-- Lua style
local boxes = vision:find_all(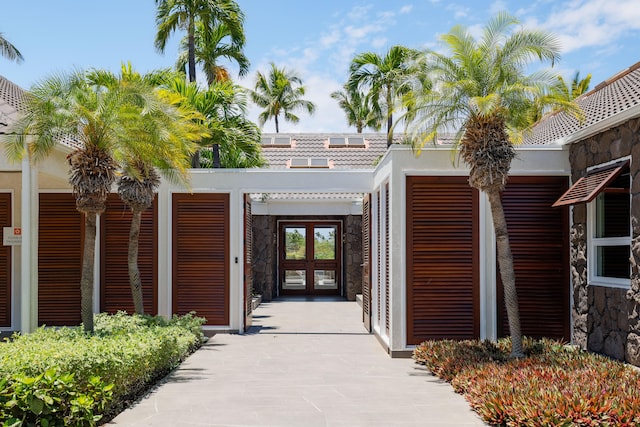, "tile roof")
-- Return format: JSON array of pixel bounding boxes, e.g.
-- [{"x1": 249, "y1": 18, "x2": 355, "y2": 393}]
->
[
  {"x1": 259, "y1": 133, "x2": 396, "y2": 169},
  {"x1": 0, "y1": 75, "x2": 82, "y2": 149},
  {"x1": 0, "y1": 75, "x2": 27, "y2": 135},
  {"x1": 524, "y1": 62, "x2": 640, "y2": 145}
]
